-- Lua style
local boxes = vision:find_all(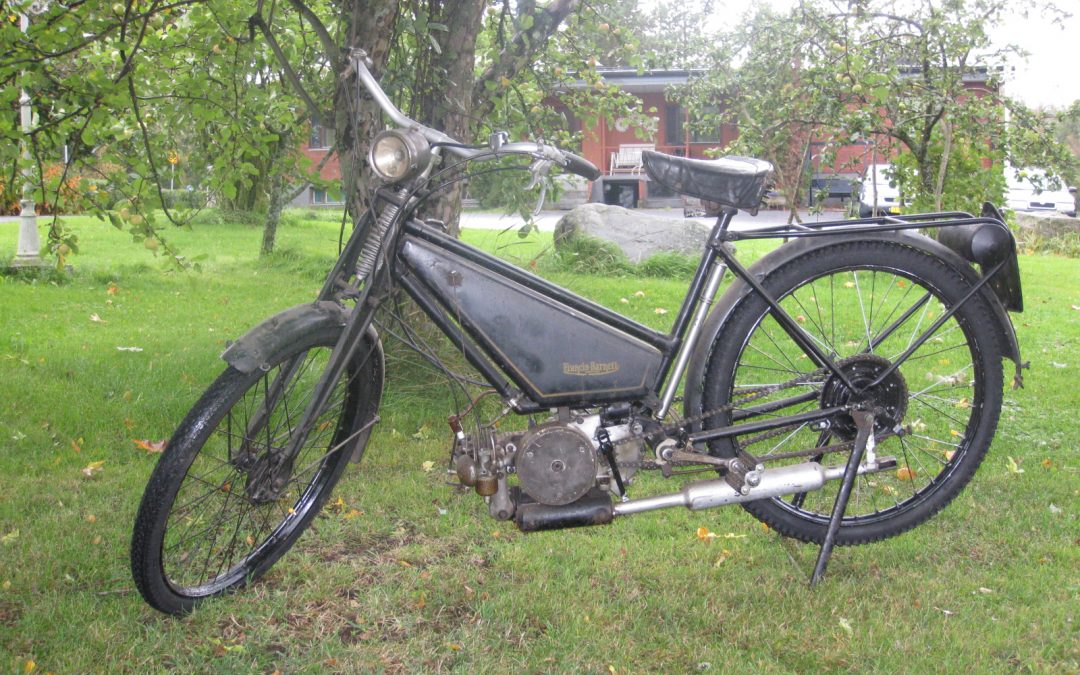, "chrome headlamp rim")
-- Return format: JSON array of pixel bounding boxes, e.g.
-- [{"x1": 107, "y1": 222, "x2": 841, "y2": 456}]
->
[{"x1": 368, "y1": 128, "x2": 432, "y2": 184}]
